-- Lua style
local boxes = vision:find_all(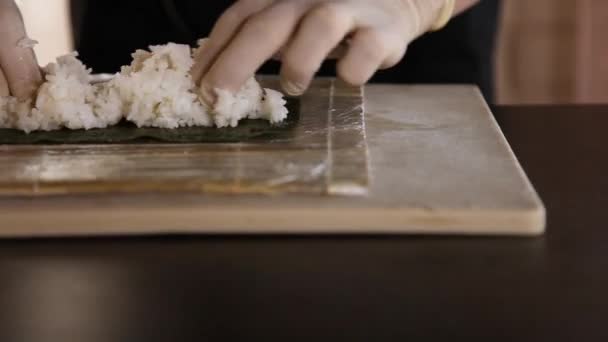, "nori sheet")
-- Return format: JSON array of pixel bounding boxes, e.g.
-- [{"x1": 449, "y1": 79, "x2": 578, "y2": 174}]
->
[{"x1": 0, "y1": 100, "x2": 299, "y2": 145}]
